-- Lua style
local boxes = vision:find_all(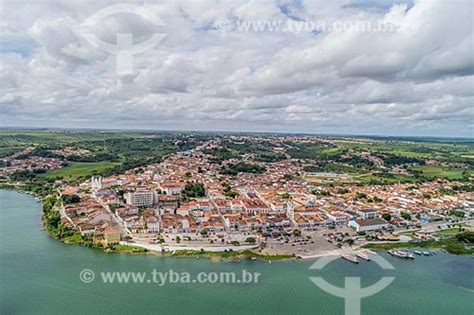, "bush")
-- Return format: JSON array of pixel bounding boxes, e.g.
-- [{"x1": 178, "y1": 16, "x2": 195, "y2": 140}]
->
[
  {"x1": 62, "y1": 194, "x2": 80, "y2": 204},
  {"x1": 456, "y1": 232, "x2": 474, "y2": 243},
  {"x1": 245, "y1": 237, "x2": 256, "y2": 244}
]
